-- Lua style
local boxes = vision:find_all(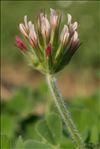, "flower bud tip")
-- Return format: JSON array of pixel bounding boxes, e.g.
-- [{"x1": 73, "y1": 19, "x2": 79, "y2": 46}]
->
[{"x1": 15, "y1": 36, "x2": 27, "y2": 52}]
